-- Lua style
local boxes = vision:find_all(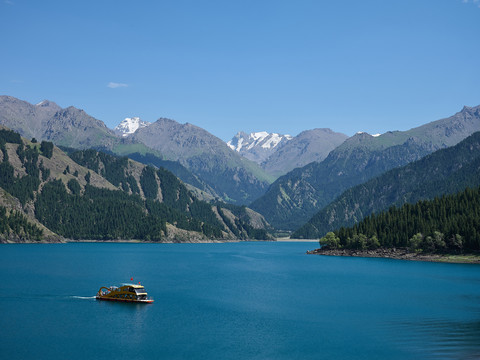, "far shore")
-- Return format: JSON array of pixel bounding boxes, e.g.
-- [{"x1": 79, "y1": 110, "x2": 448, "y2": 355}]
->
[
  {"x1": 307, "y1": 247, "x2": 480, "y2": 264},
  {"x1": 276, "y1": 238, "x2": 319, "y2": 242},
  {"x1": 3, "y1": 238, "x2": 317, "y2": 244}
]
